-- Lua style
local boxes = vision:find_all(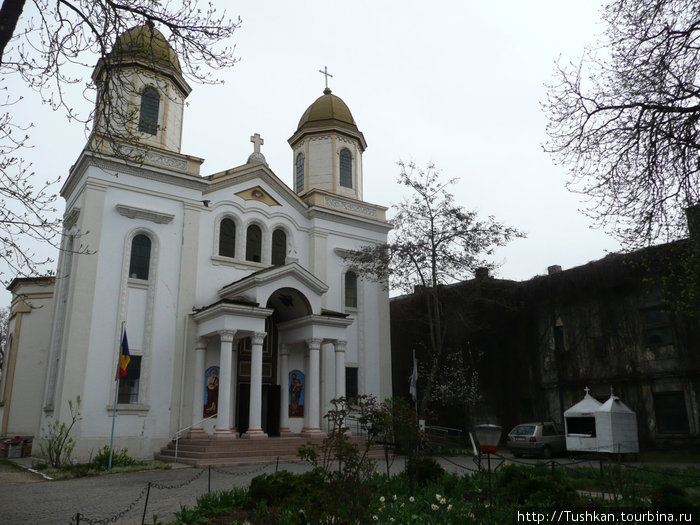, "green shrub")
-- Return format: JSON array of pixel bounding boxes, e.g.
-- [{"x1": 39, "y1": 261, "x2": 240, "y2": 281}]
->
[
  {"x1": 411, "y1": 456, "x2": 446, "y2": 485},
  {"x1": 248, "y1": 470, "x2": 298, "y2": 507},
  {"x1": 496, "y1": 463, "x2": 580, "y2": 509},
  {"x1": 91, "y1": 445, "x2": 136, "y2": 470},
  {"x1": 651, "y1": 483, "x2": 697, "y2": 512}
]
